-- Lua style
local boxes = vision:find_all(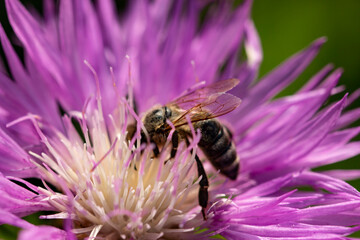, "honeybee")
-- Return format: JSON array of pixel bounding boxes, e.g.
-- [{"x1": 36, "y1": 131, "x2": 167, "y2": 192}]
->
[{"x1": 127, "y1": 79, "x2": 241, "y2": 219}]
